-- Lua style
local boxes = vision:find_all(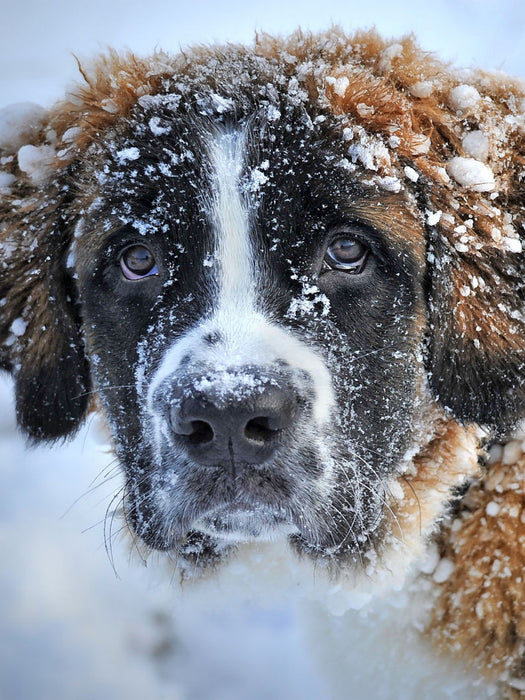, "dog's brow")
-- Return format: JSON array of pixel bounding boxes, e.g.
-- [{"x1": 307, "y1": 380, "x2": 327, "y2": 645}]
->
[{"x1": 350, "y1": 196, "x2": 426, "y2": 264}]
